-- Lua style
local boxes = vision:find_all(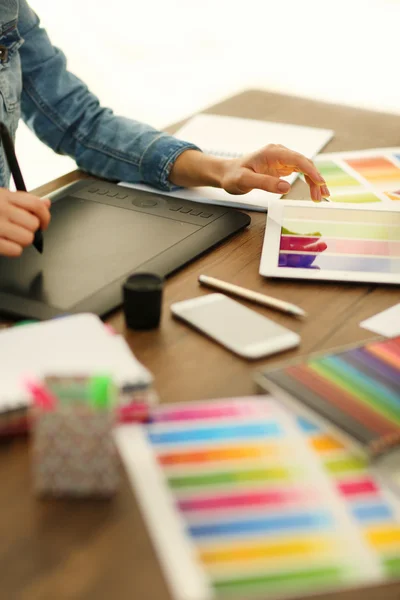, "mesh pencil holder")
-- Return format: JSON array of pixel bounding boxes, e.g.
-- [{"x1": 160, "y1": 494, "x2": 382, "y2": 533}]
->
[{"x1": 30, "y1": 375, "x2": 119, "y2": 498}]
